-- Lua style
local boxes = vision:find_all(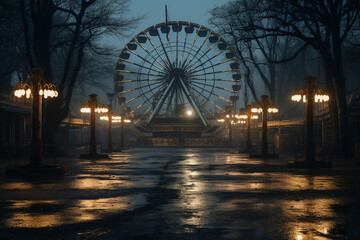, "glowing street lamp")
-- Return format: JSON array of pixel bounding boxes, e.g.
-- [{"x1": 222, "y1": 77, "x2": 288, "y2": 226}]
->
[
  {"x1": 290, "y1": 76, "x2": 330, "y2": 166},
  {"x1": 100, "y1": 116, "x2": 131, "y2": 123},
  {"x1": 237, "y1": 106, "x2": 259, "y2": 153},
  {"x1": 80, "y1": 94, "x2": 108, "y2": 158},
  {"x1": 251, "y1": 95, "x2": 279, "y2": 157},
  {"x1": 13, "y1": 69, "x2": 58, "y2": 168}
]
